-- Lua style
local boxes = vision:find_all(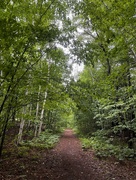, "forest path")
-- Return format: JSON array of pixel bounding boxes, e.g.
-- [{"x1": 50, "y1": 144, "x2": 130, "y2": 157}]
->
[
  {"x1": 1, "y1": 129, "x2": 136, "y2": 180},
  {"x1": 47, "y1": 129, "x2": 100, "y2": 180},
  {"x1": 26, "y1": 129, "x2": 136, "y2": 180}
]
